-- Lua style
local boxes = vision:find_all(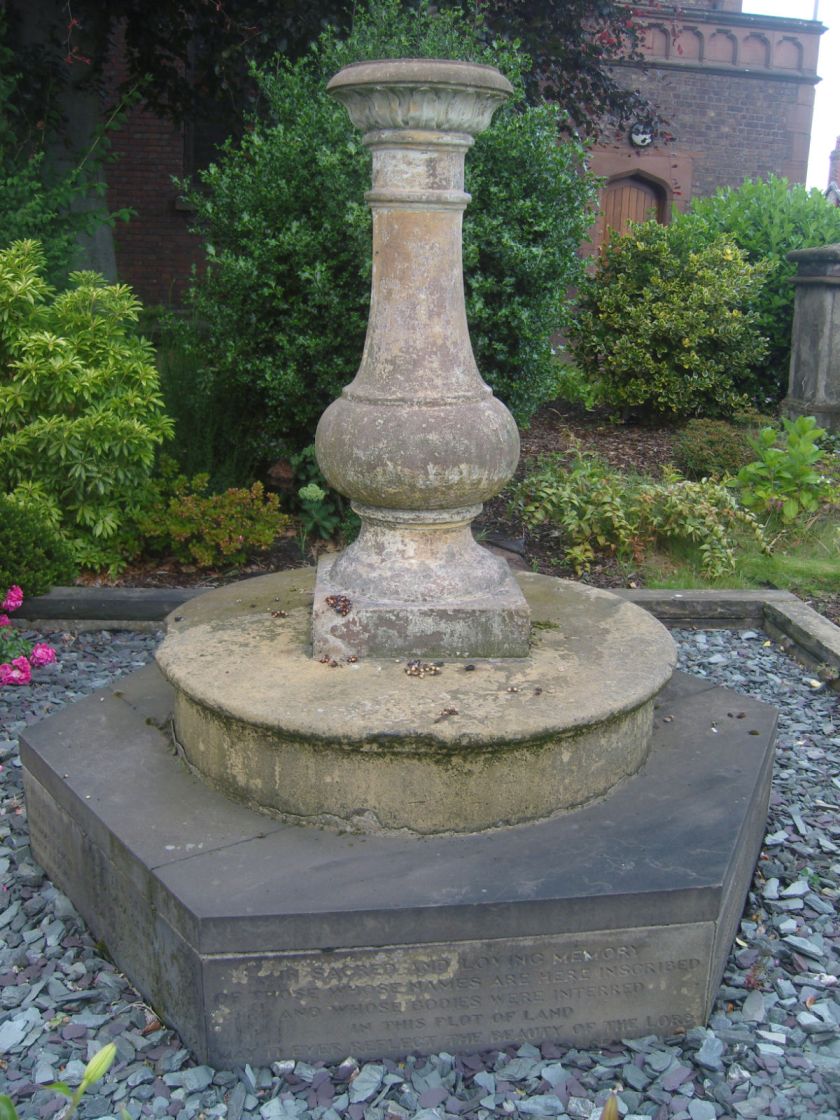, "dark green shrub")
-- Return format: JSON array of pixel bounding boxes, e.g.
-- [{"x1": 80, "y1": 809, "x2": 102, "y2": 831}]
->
[
  {"x1": 676, "y1": 176, "x2": 840, "y2": 403},
  {"x1": 672, "y1": 420, "x2": 754, "y2": 480},
  {"x1": 0, "y1": 494, "x2": 78, "y2": 596},
  {"x1": 568, "y1": 221, "x2": 770, "y2": 421},
  {"x1": 179, "y1": 0, "x2": 597, "y2": 478},
  {"x1": 0, "y1": 240, "x2": 174, "y2": 572}
]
